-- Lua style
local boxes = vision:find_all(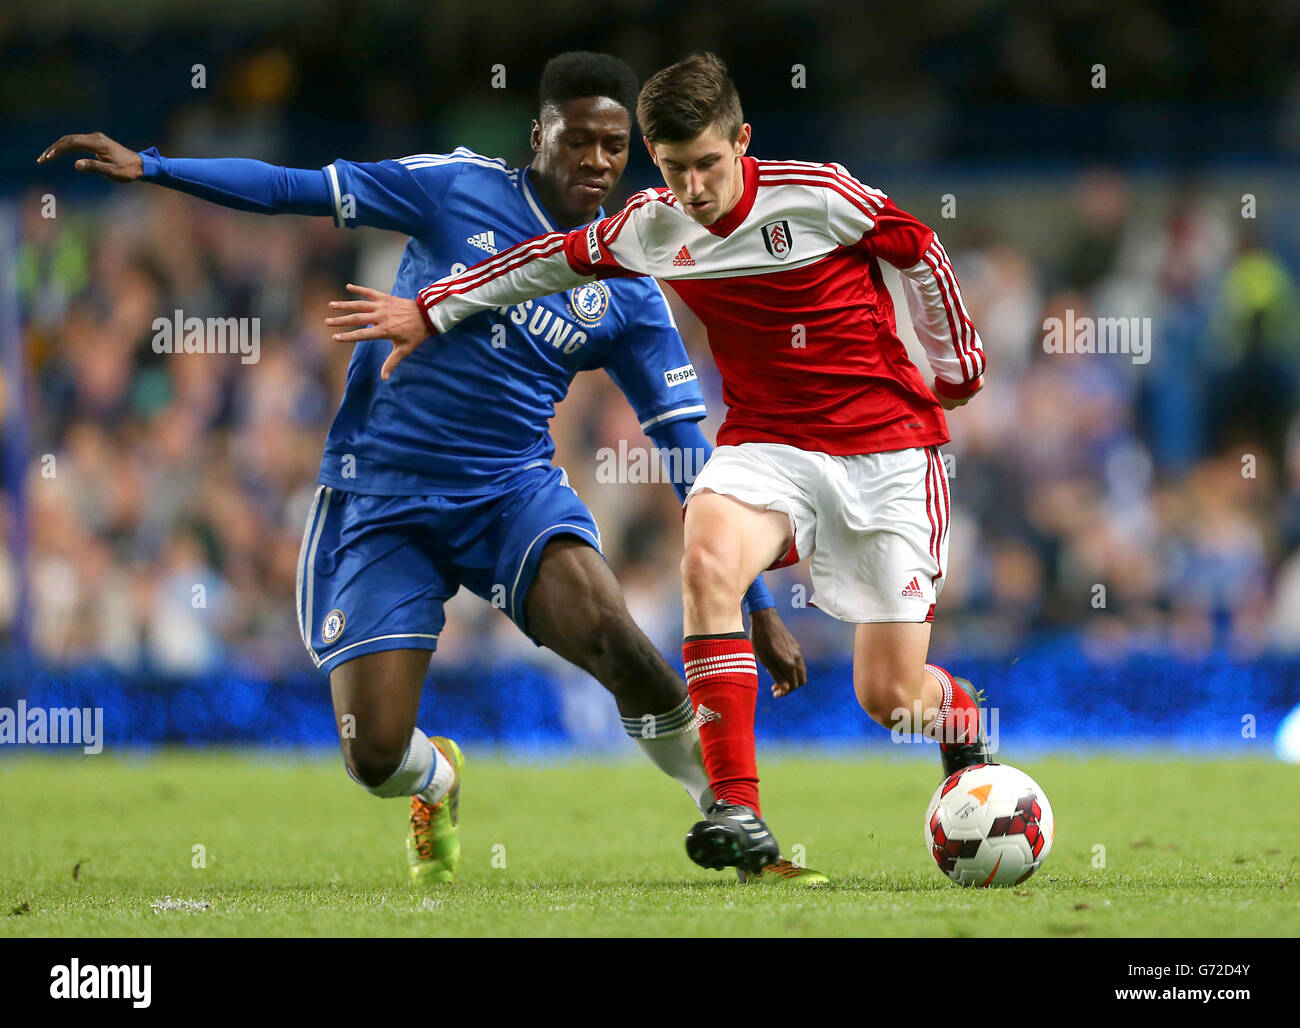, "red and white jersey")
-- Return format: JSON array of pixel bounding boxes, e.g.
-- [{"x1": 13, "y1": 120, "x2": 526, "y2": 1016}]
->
[{"x1": 418, "y1": 155, "x2": 985, "y2": 455}]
